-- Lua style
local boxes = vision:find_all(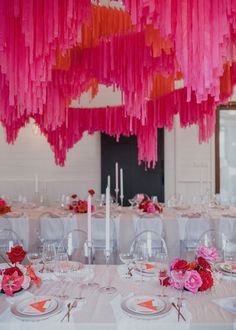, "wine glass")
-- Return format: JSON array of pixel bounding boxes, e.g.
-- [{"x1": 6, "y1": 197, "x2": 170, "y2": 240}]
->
[
  {"x1": 128, "y1": 198, "x2": 137, "y2": 209},
  {"x1": 151, "y1": 196, "x2": 158, "y2": 204},
  {"x1": 119, "y1": 253, "x2": 136, "y2": 278},
  {"x1": 171, "y1": 270, "x2": 190, "y2": 300},
  {"x1": 99, "y1": 249, "x2": 117, "y2": 294},
  {"x1": 134, "y1": 244, "x2": 149, "y2": 283},
  {"x1": 157, "y1": 253, "x2": 169, "y2": 297},
  {"x1": 42, "y1": 242, "x2": 56, "y2": 271},
  {"x1": 55, "y1": 252, "x2": 69, "y2": 283},
  {"x1": 224, "y1": 240, "x2": 236, "y2": 287}
]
